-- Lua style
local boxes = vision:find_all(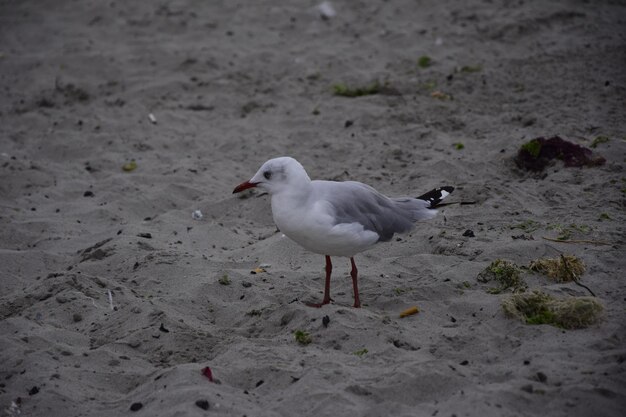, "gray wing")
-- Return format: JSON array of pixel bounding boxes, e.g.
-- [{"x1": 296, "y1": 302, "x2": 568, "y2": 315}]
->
[{"x1": 315, "y1": 181, "x2": 435, "y2": 242}]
